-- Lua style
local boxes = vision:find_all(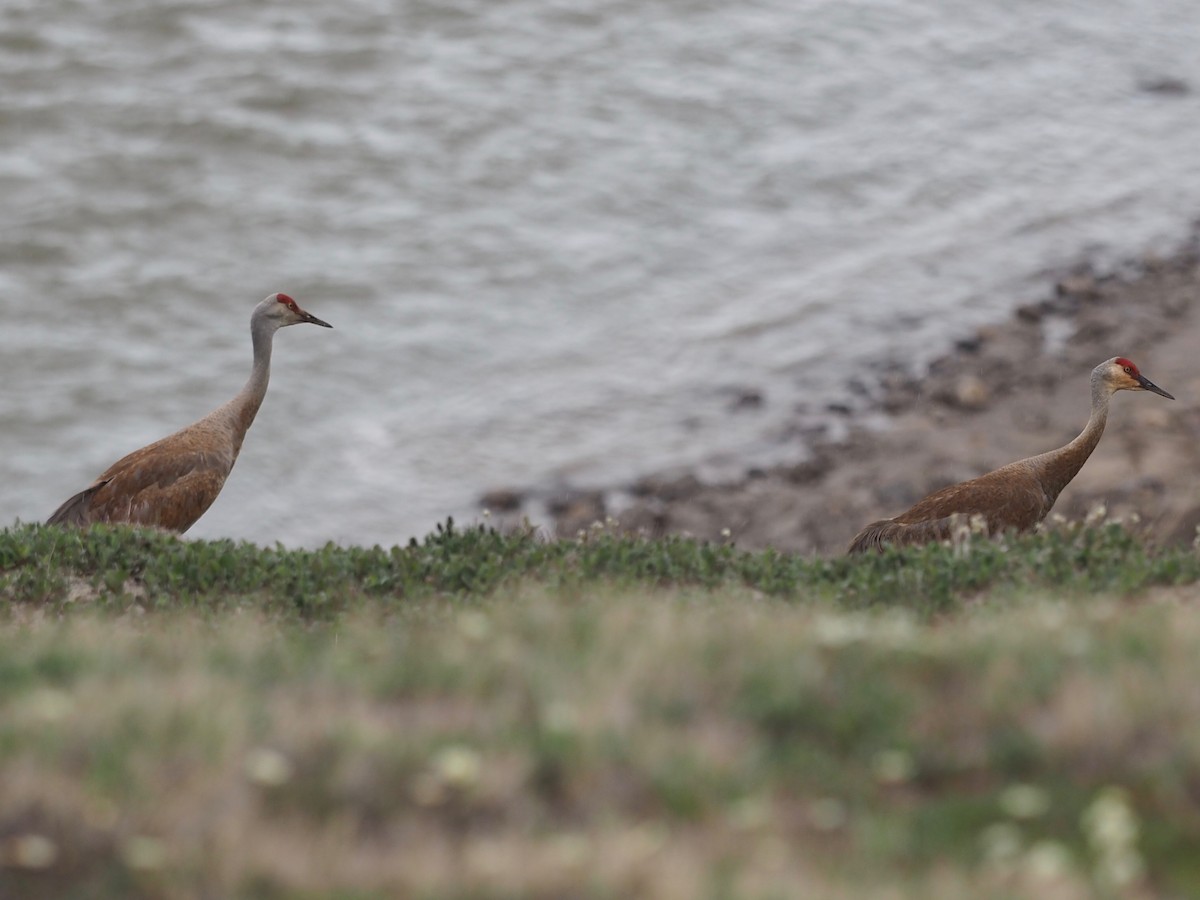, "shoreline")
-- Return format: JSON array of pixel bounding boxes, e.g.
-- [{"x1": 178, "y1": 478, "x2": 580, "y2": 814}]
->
[{"x1": 503, "y1": 229, "x2": 1200, "y2": 554}]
